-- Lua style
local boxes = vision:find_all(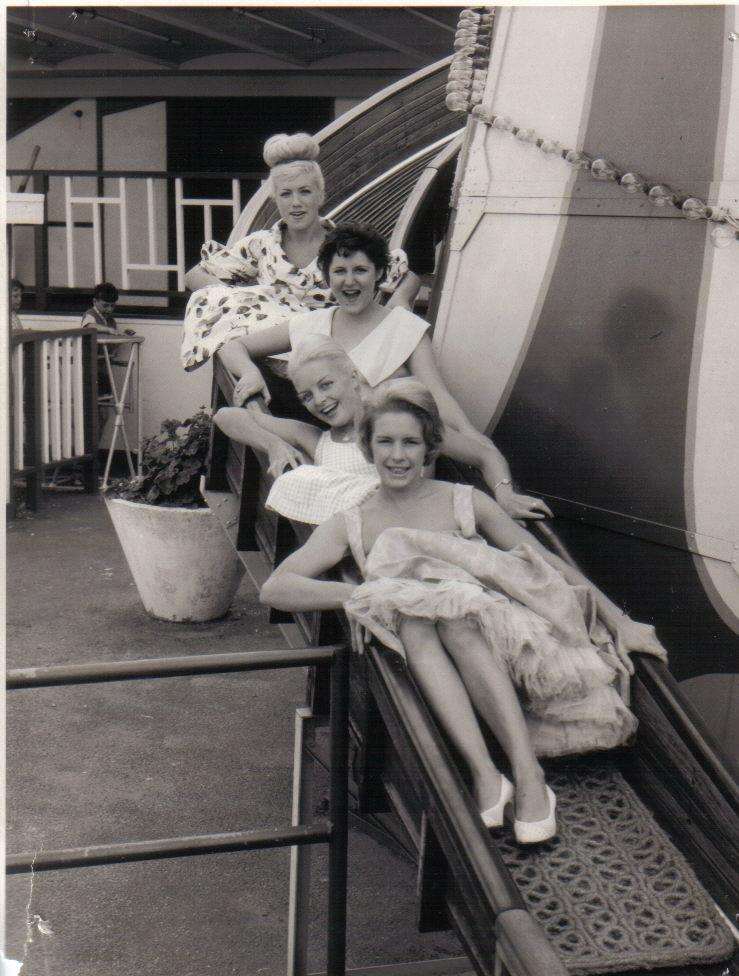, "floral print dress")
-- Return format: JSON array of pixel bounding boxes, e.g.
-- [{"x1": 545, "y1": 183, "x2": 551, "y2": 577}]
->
[{"x1": 181, "y1": 218, "x2": 409, "y2": 372}]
